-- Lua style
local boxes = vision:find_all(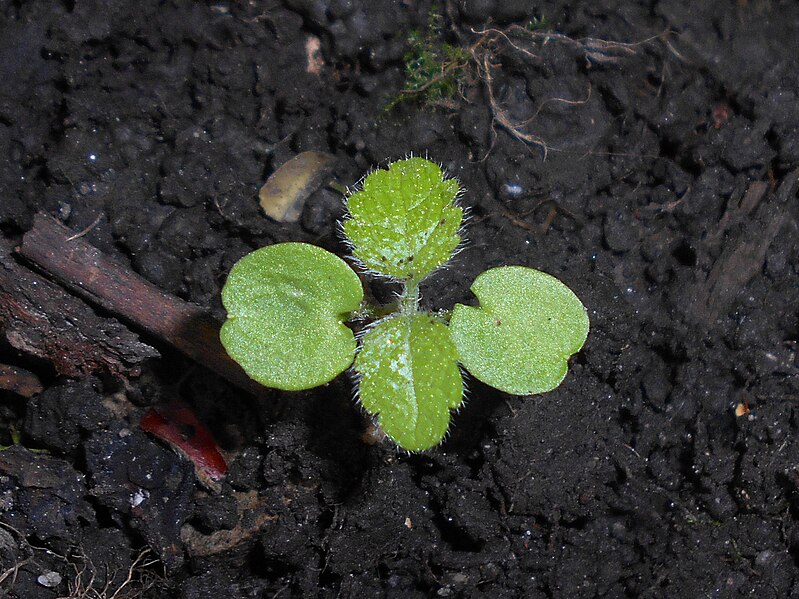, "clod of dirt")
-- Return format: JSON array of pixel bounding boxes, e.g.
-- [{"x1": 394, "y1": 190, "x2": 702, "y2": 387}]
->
[
  {"x1": 23, "y1": 377, "x2": 111, "y2": 454},
  {"x1": 0, "y1": 446, "x2": 93, "y2": 553},
  {"x1": 182, "y1": 490, "x2": 276, "y2": 558},
  {"x1": 84, "y1": 428, "x2": 195, "y2": 571}
]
